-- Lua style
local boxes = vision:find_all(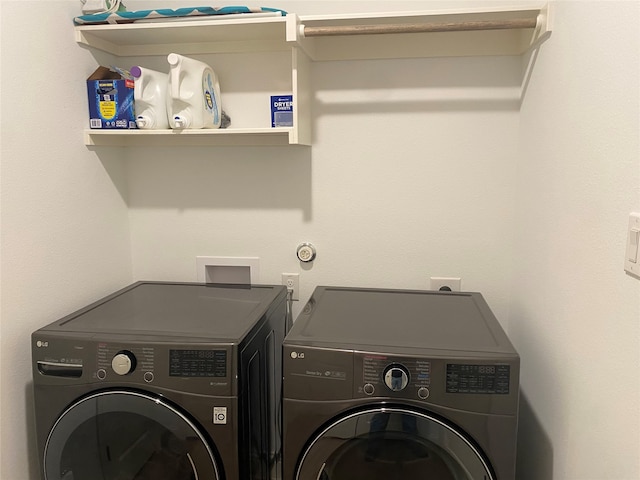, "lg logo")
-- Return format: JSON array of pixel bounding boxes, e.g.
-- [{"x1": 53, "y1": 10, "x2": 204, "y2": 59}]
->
[
  {"x1": 36, "y1": 341, "x2": 49, "y2": 348},
  {"x1": 290, "y1": 351, "x2": 305, "y2": 359}
]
